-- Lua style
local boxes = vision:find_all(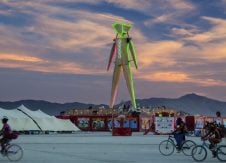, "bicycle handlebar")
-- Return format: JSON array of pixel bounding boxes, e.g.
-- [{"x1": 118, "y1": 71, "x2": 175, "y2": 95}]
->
[{"x1": 168, "y1": 134, "x2": 174, "y2": 138}]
